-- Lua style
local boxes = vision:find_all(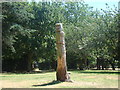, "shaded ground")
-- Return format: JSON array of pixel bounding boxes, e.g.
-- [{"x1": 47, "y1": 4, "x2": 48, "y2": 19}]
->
[{"x1": 0, "y1": 70, "x2": 119, "y2": 88}]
